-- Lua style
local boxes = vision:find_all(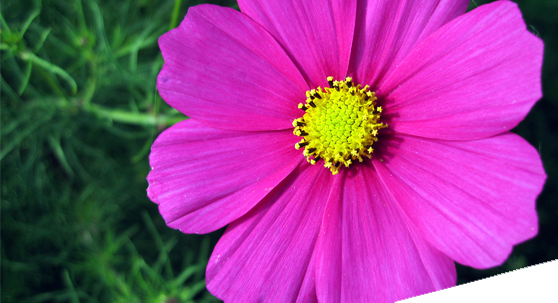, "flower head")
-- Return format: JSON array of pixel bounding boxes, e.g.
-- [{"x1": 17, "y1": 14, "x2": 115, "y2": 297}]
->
[
  {"x1": 147, "y1": 0, "x2": 546, "y2": 302},
  {"x1": 293, "y1": 76, "x2": 387, "y2": 174}
]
